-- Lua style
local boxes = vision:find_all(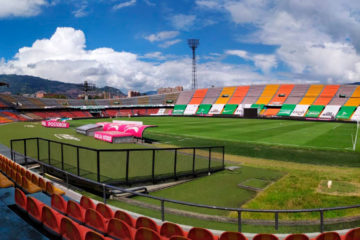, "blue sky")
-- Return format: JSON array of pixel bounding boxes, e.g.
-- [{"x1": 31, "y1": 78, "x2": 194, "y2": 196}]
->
[{"x1": 1, "y1": 0, "x2": 360, "y2": 92}]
